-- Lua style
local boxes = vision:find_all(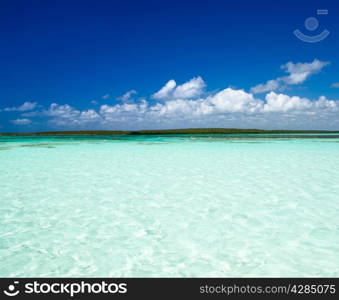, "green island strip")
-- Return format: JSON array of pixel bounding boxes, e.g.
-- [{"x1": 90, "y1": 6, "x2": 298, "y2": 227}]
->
[{"x1": 1, "y1": 128, "x2": 339, "y2": 136}]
